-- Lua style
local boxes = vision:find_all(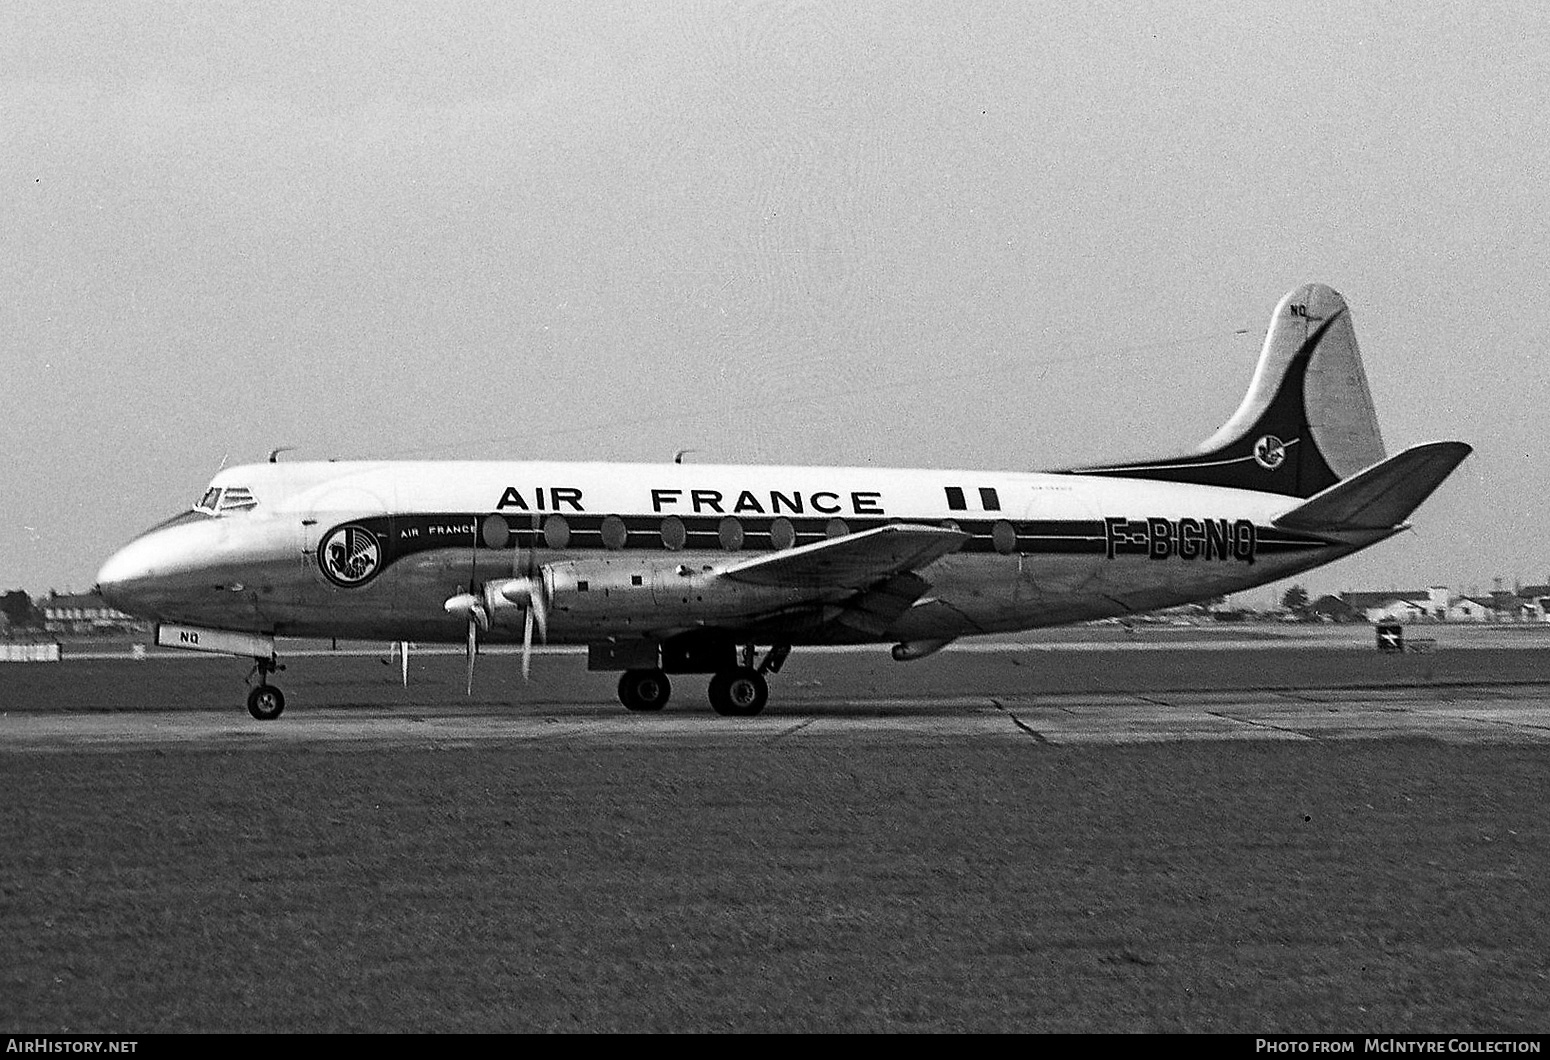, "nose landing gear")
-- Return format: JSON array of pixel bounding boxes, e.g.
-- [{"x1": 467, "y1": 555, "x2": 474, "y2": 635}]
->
[{"x1": 245, "y1": 656, "x2": 287, "y2": 720}]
